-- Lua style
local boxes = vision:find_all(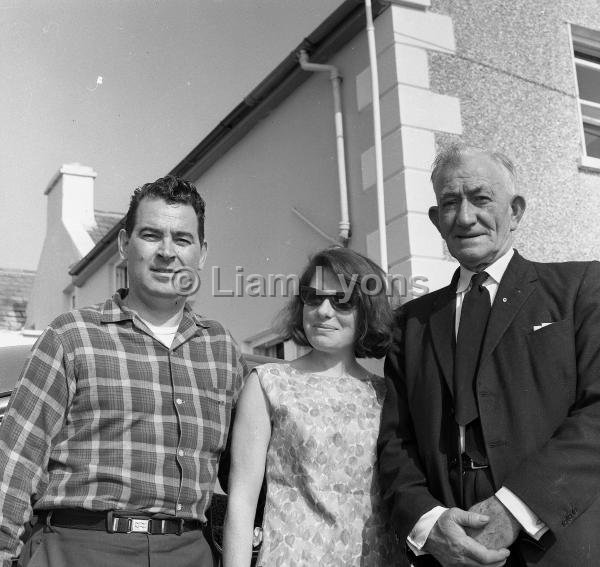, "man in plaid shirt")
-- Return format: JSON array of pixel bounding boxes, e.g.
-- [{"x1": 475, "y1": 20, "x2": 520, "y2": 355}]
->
[{"x1": 0, "y1": 176, "x2": 246, "y2": 566}]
